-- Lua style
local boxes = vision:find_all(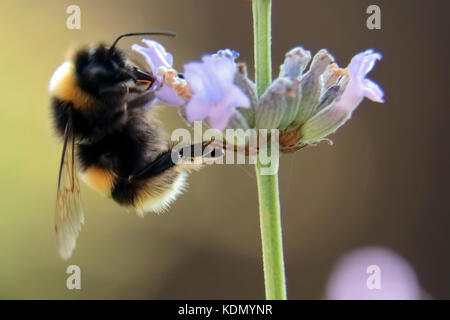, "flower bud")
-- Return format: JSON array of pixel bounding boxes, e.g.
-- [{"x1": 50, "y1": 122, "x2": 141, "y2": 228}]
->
[
  {"x1": 315, "y1": 85, "x2": 340, "y2": 113},
  {"x1": 300, "y1": 104, "x2": 349, "y2": 143},
  {"x1": 323, "y1": 63, "x2": 345, "y2": 89},
  {"x1": 255, "y1": 77, "x2": 298, "y2": 129},
  {"x1": 294, "y1": 49, "x2": 334, "y2": 124},
  {"x1": 278, "y1": 80, "x2": 302, "y2": 130},
  {"x1": 279, "y1": 47, "x2": 311, "y2": 79},
  {"x1": 234, "y1": 63, "x2": 258, "y2": 127},
  {"x1": 227, "y1": 109, "x2": 250, "y2": 130}
]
